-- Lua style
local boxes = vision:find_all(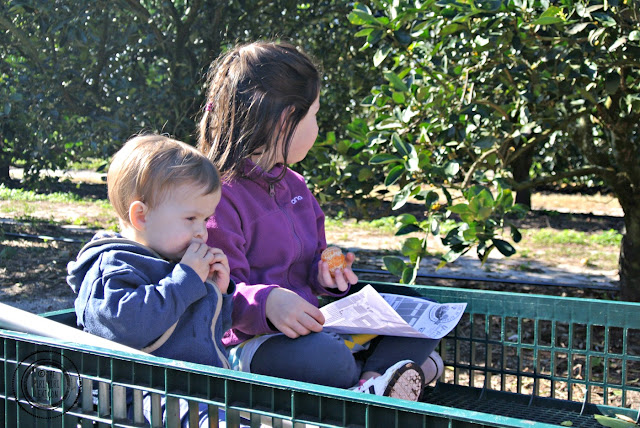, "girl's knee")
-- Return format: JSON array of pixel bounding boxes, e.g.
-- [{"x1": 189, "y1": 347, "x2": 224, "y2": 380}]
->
[{"x1": 316, "y1": 335, "x2": 360, "y2": 388}]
